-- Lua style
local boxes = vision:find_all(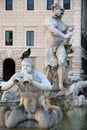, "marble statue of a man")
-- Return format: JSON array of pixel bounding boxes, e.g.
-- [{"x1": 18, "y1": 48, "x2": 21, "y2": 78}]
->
[
  {"x1": 0, "y1": 58, "x2": 62, "y2": 129},
  {"x1": 44, "y1": 3, "x2": 73, "y2": 90}
]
